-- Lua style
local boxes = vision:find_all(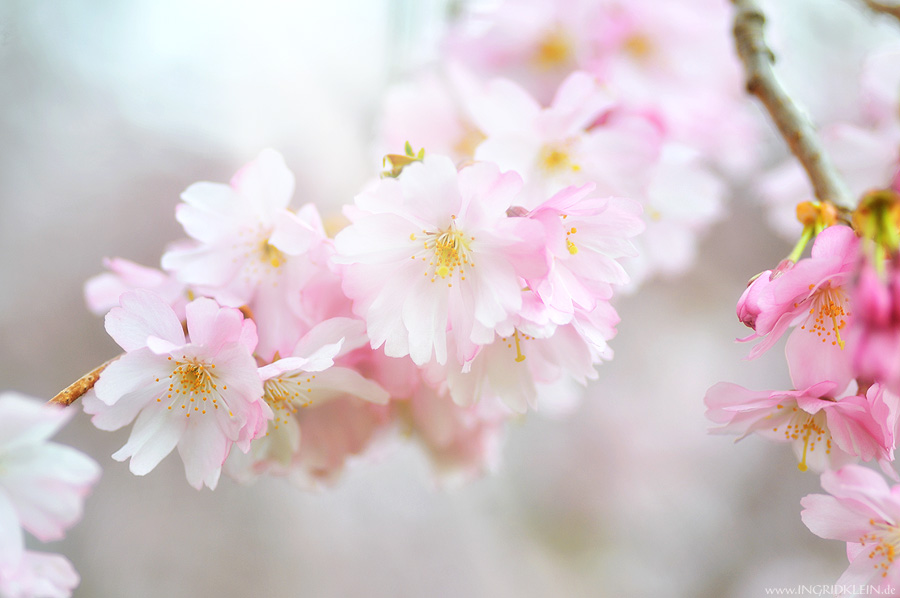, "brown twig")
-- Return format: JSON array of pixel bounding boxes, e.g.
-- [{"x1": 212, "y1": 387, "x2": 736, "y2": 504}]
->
[
  {"x1": 731, "y1": 0, "x2": 854, "y2": 209},
  {"x1": 50, "y1": 355, "x2": 120, "y2": 407},
  {"x1": 859, "y1": 0, "x2": 900, "y2": 23}
]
